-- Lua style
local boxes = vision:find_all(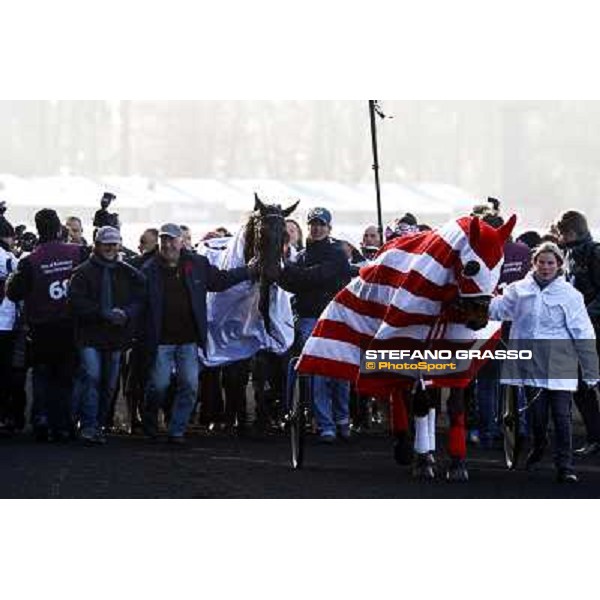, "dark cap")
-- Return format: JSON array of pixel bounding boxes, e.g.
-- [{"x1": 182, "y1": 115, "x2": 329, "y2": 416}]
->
[
  {"x1": 95, "y1": 226, "x2": 122, "y2": 245},
  {"x1": 307, "y1": 207, "x2": 332, "y2": 225},
  {"x1": 159, "y1": 223, "x2": 183, "y2": 238}
]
